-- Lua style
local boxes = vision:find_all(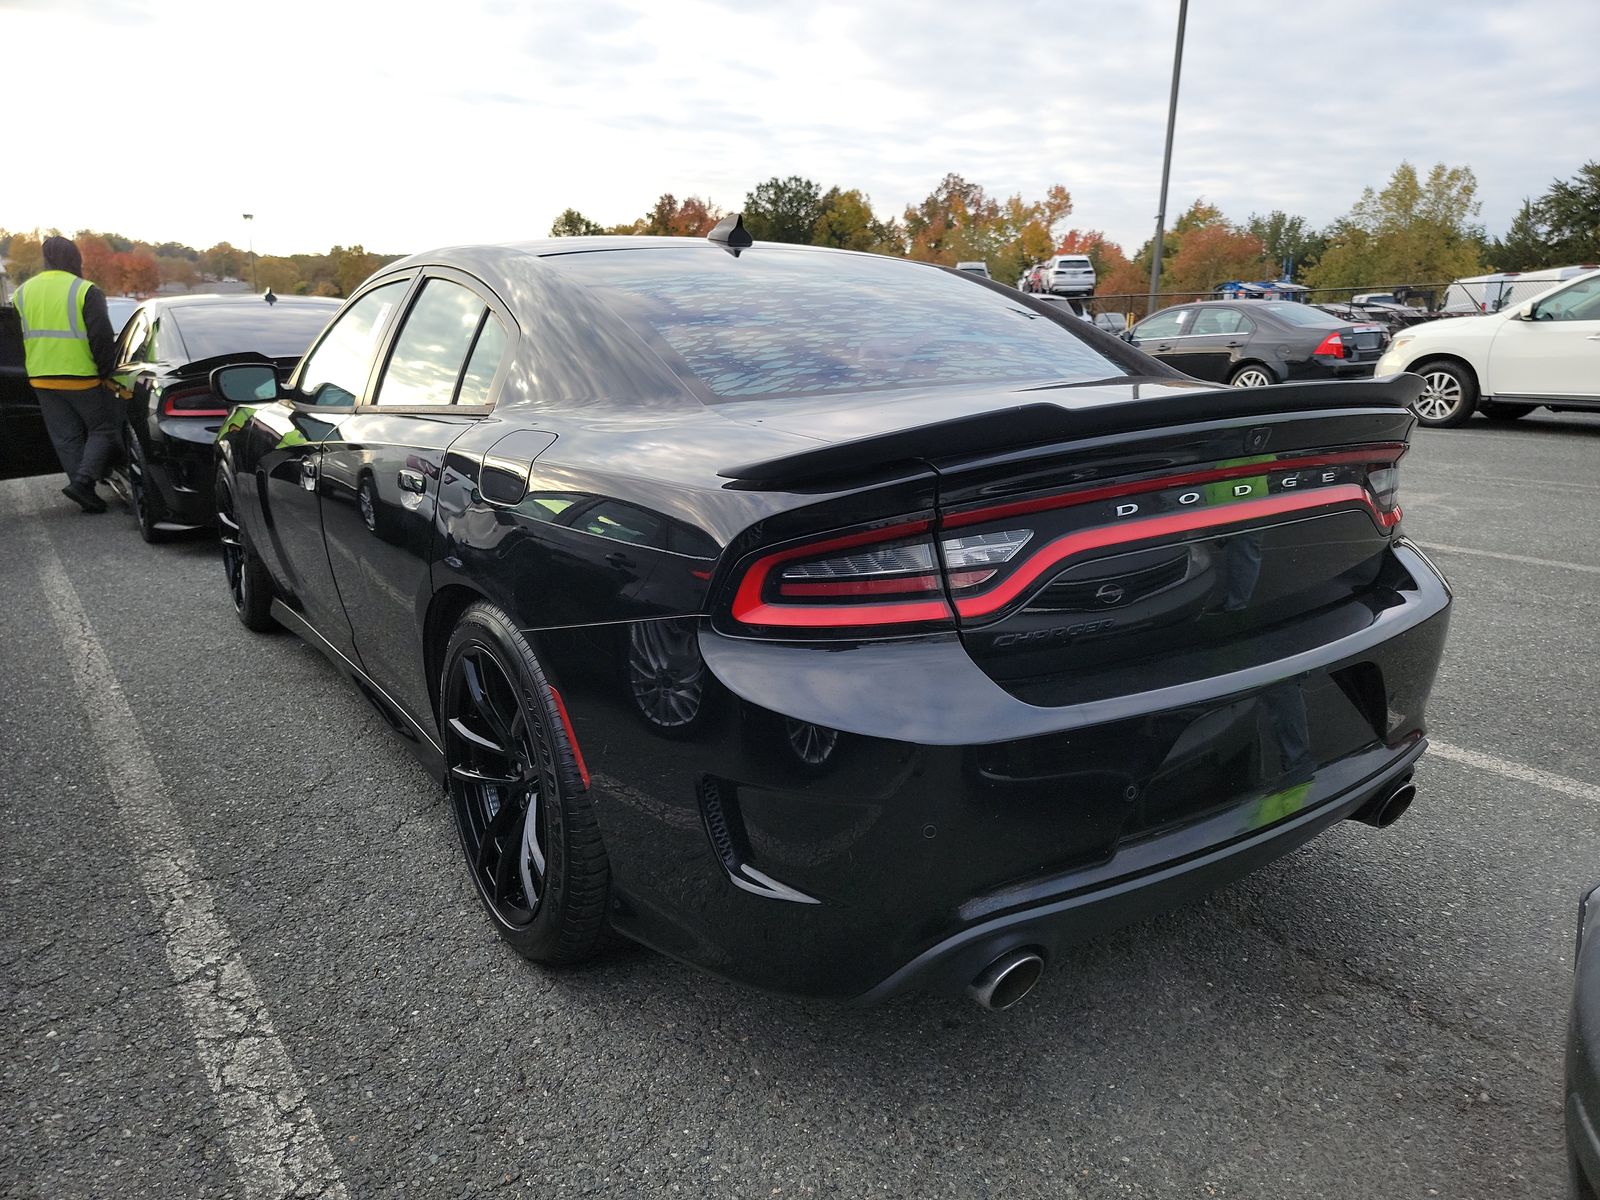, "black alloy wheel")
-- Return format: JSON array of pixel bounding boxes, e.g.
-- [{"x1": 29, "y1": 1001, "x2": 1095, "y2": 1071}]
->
[
  {"x1": 215, "y1": 466, "x2": 275, "y2": 631},
  {"x1": 442, "y1": 603, "x2": 609, "y2": 964},
  {"x1": 124, "y1": 424, "x2": 170, "y2": 544}
]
